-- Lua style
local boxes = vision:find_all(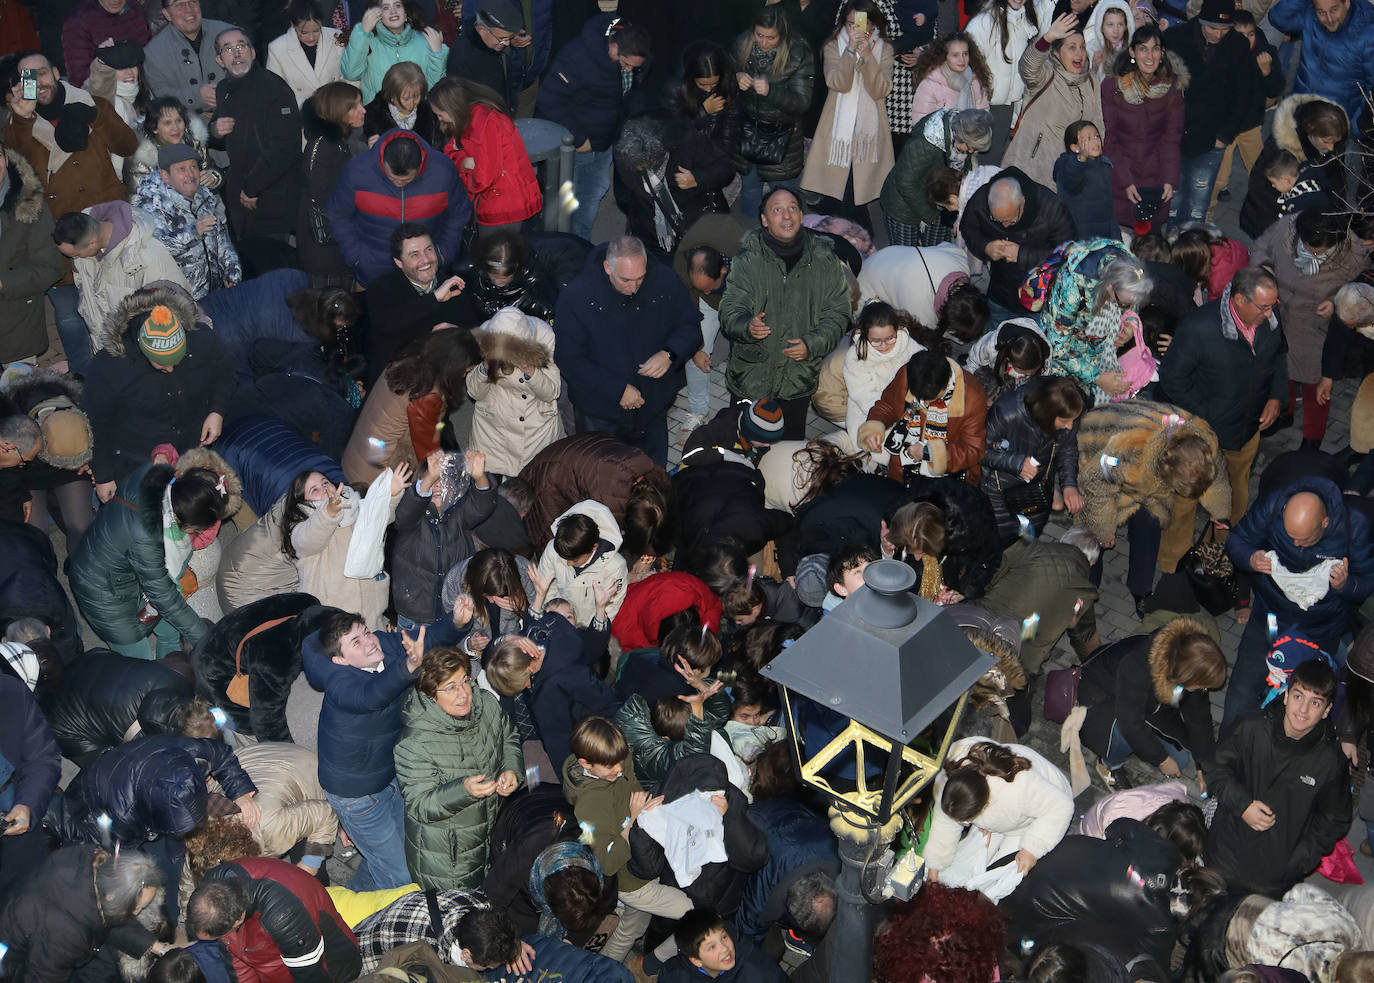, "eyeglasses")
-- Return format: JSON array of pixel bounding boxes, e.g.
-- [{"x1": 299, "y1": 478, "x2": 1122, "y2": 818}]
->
[
  {"x1": 219, "y1": 41, "x2": 251, "y2": 55},
  {"x1": 436, "y1": 678, "x2": 472, "y2": 695},
  {"x1": 868, "y1": 333, "x2": 899, "y2": 350},
  {"x1": 480, "y1": 24, "x2": 515, "y2": 45}
]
